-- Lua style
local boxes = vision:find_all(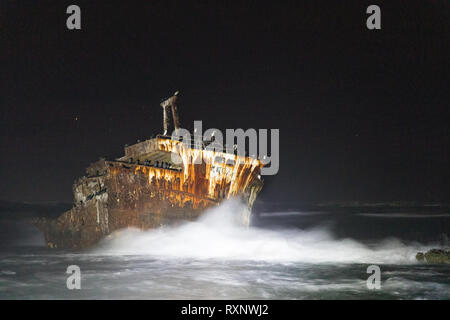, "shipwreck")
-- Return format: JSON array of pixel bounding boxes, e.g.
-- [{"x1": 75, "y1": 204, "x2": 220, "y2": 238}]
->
[{"x1": 36, "y1": 92, "x2": 264, "y2": 249}]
